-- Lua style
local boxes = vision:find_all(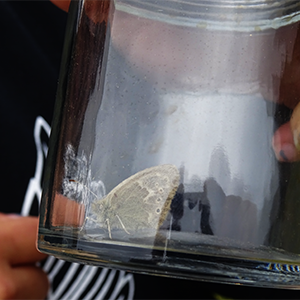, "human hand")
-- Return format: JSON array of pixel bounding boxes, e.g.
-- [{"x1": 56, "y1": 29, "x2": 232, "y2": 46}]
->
[
  {"x1": 0, "y1": 214, "x2": 49, "y2": 299},
  {"x1": 272, "y1": 105, "x2": 300, "y2": 163},
  {"x1": 271, "y1": 33, "x2": 300, "y2": 163}
]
